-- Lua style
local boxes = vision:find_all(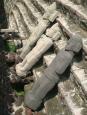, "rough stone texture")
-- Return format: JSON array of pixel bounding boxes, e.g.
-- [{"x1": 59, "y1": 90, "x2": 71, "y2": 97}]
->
[
  {"x1": 82, "y1": 39, "x2": 87, "y2": 54},
  {"x1": 32, "y1": 69, "x2": 72, "y2": 115},
  {"x1": 24, "y1": 38, "x2": 82, "y2": 110},
  {"x1": 56, "y1": 13, "x2": 87, "y2": 53},
  {"x1": 65, "y1": 36, "x2": 82, "y2": 53},
  {"x1": 16, "y1": 35, "x2": 53, "y2": 77},
  {"x1": 70, "y1": 0, "x2": 87, "y2": 7},
  {"x1": 20, "y1": 20, "x2": 49, "y2": 59},
  {"x1": 4, "y1": 0, "x2": 17, "y2": 14},
  {"x1": 58, "y1": 80, "x2": 86, "y2": 115},
  {"x1": 56, "y1": 0, "x2": 87, "y2": 31},
  {"x1": 16, "y1": 21, "x2": 61, "y2": 77},
  {"x1": 48, "y1": 50, "x2": 74, "y2": 75},
  {"x1": 2, "y1": 0, "x2": 87, "y2": 114},
  {"x1": 43, "y1": 53, "x2": 56, "y2": 66},
  {"x1": 54, "y1": 40, "x2": 67, "y2": 52},
  {"x1": 20, "y1": 2, "x2": 58, "y2": 59},
  {"x1": 43, "y1": 41, "x2": 87, "y2": 115},
  {"x1": 46, "y1": 23, "x2": 61, "y2": 41},
  {"x1": 71, "y1": 63, "x2": 87, "y2": 96}
]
